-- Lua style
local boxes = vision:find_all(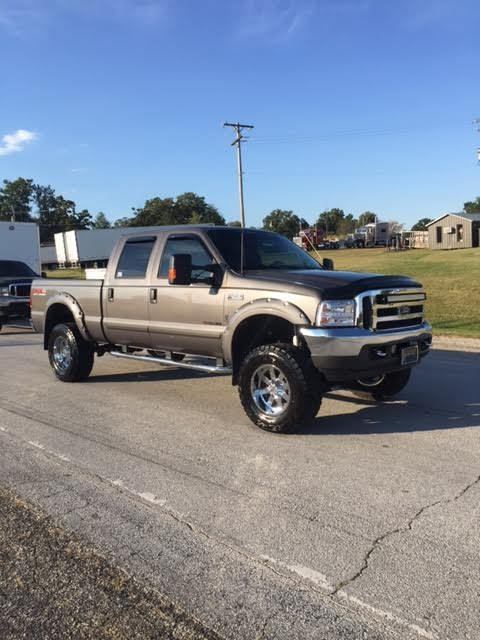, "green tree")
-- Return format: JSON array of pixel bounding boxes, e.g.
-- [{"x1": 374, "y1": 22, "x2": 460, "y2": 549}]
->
[
  {"x1": 113, "y1": 216, "x2": 133, "y2": 228},
  {"x1": 411, "y1": 217, "x2": 433, "y2": 231},
  {"x1": 337, "y1": 213, "x2": 358, "y2": 236},
  {"x1": 72, "y1": 208, "x2": 93, "y2": 230},
  {"x1": 0, "y1": 177, "x2": 34, "y2": 222},
  {"x1": 227, "y1": 220, "x2": 242, "y2": 227},
  {"x1": 92, "y1": 211, "x2": 111, "y2": 229},
  {"x1": 358, "y1": 211, "x2": 376, "y2": 226},
  {"x1": 131, "y1": 192, "x2": 225, "y2": 227},
  {"x1": 34, "y1": 184, "x2": 65, "y2": 243},
  {"x1": 316, "y1": 208, "x2": 345, "y2": 236},
  {"x1": 262, "y1": 209, "x2": 301, "y2": 239},
  {"x1": 464, "y1": 197, "x2": 480, "y2": 214}
]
